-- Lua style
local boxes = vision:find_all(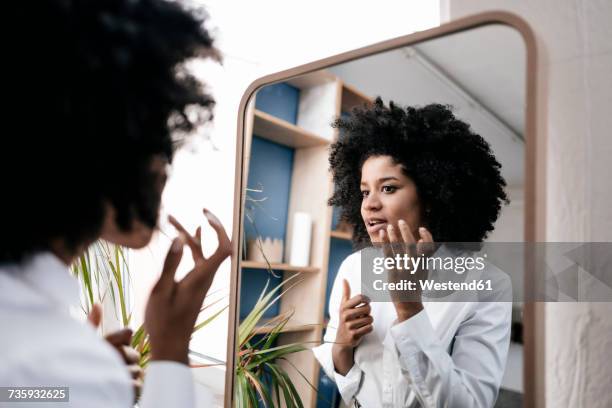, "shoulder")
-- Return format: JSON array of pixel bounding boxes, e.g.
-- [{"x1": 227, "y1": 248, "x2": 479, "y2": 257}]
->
[{"x1": 0, "y1": 310, "x2": 132, "y2": 404}]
